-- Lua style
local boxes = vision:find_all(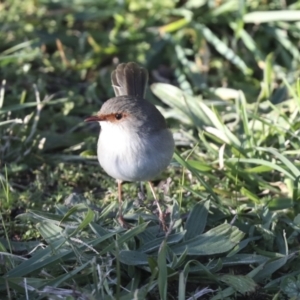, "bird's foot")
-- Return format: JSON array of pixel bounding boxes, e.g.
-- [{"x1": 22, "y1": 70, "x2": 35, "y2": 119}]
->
[
  {"x1": 158, "y1": 212, "x2": 167, "y2": 232},
  {"x1": 117, "y1": 214, "x2": 131, "y2": 229}
]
